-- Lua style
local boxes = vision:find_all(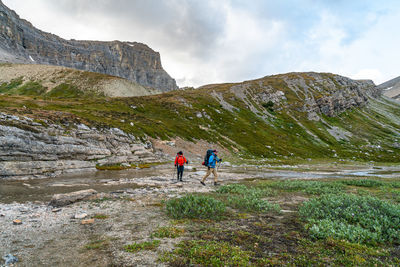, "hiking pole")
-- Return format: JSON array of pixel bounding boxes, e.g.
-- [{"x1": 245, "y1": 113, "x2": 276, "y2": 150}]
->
[
  {"x1": 172, "y1": 166, "x2": 176, "y2": 181},
  {"x1": 217, "y1": 161, "x2": 221, "y2": 171}
]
